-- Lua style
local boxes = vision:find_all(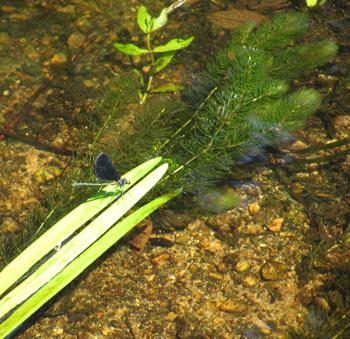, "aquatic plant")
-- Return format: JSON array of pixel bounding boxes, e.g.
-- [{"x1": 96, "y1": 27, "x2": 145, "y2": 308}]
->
[
  {"x1": 0, "y1": 158, "x2": 180, "y2": 338},
  {"x1": 306, "y1": 0, "x2": 327, "y2": 7},
  {"x1": 104, "y1": 11, "x2": 338, "y2": 197},
  {"x1": 114, "y1": 5, "x2": 194, "y2": 104}
]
